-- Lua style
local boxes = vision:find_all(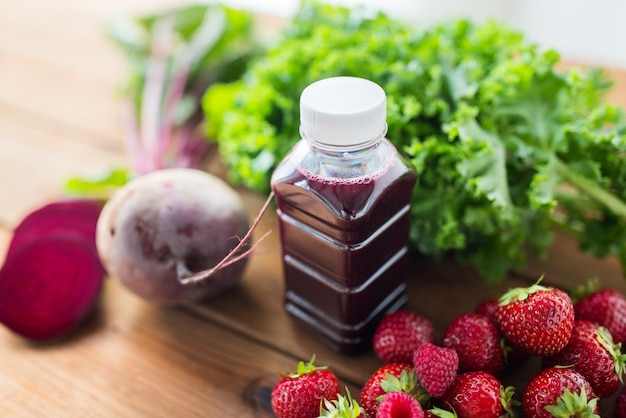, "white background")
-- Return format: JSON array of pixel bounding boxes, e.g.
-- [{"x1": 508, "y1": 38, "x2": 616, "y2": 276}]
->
[{"x1": 216, "y1": 0, "x2": 626, "y2": 69}]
